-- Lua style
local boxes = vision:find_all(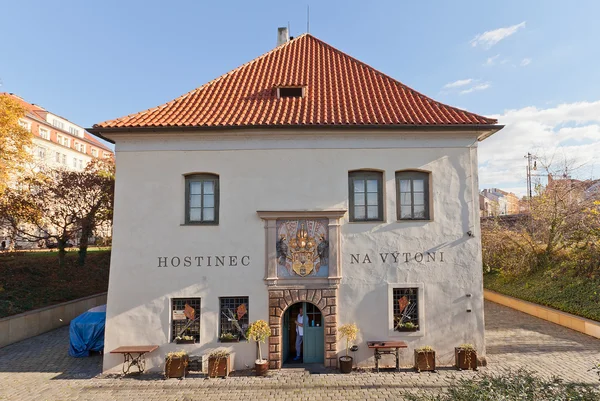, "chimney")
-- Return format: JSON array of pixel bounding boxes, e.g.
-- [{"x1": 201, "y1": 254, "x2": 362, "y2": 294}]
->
[{"x1": 277, "y1": 27, "x2": 290, "y2": 46}]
